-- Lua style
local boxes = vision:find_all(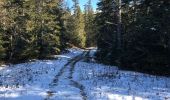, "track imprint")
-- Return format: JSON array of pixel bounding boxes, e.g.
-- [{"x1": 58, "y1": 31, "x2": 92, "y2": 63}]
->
[{"x1": 45, "y1": 50, "x2": 90, "y2": 100}]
